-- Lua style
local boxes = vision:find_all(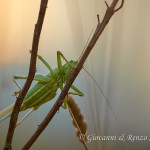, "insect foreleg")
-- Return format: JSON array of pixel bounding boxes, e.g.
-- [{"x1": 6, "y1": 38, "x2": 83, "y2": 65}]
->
[
  {"x1": 61, "y1": 97, "x2": 67, "y2": 109},
  {"x1": 57, "y1": 51, "x2": 73, "y2": 70},
  {"x1": 68, "y1": 92, "x2": 83, "y2": 96},
  {"x1": 37, "y1": 55, "x2": 54, "y2": 76},
  {"x1": 59, "y1": 82, "x2": 67, "y2": 109},
  {"x1": 57, "y1": 50, "x2": 69, "y2": 109},
  {"x1": 57, "y1": 51, "x2": 63, "y2": 72},
  {"x1": 60, "y1": 84, "x2": 84, "y2": 108},
  {"x1": 71, "y1": 85, "x2": 84, "y2": 96}
]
